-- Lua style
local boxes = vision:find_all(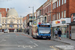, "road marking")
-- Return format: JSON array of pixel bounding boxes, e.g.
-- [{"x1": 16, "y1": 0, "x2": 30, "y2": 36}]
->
[
  {"x1": 30, "y1": 41, "x2": 33, "y2": 43},
  {"x1": 23, "y1": 45, "x2": 25, "y2": 48},
  {"x1": 18, "y1": 45, "x2": 20, "y2": 47},
  {"x1": 22, "y1": 34, "x2": 38, "y2": 40},
  {"x1": 29, "y1": 45, "x2": 33, "y2": 48},
  {"x1": 50, "y1": 46, "x2": 59, "y2": 50},
  {"x1": 55, "y1": 45, "x2": 75, "y2": 50},
  {"x1": 30, "y1": 41, "x2": 38, "y2": 47},
  {"x1": 0, "y1": 33, "x2": 3, "y2": 35},
  {"x1": 34, "y1": 43, "x2": 38, "y2": 46},
  {"x1": 0, "y1": 39, "x2": 6, "y2": 42},
  {"x1": 16, "y1": 34, "x2": 19, "y2": 36},
  {"x1": 33, "y1": 46, "x2": 36, "y2": 47}
]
